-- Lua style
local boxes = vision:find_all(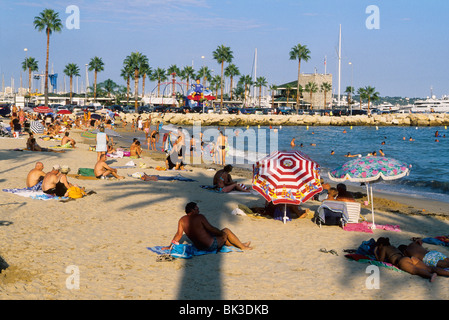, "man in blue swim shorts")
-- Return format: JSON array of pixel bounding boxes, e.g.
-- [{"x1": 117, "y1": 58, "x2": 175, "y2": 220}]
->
[
  {"x1": 400, "y1": 239, "x2": 449, "y2": 269},
  {"x1": 166, "y1": 202, "x2": 252, "y2": 252}
]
